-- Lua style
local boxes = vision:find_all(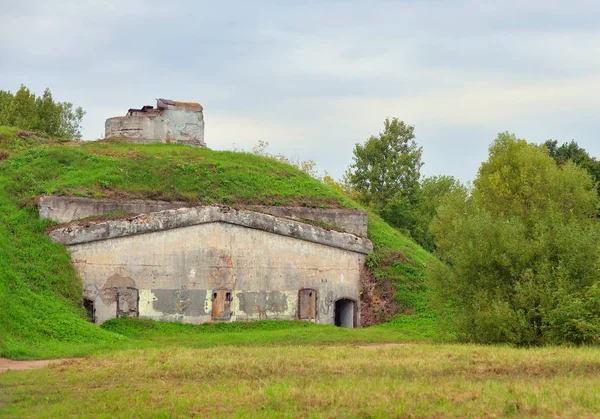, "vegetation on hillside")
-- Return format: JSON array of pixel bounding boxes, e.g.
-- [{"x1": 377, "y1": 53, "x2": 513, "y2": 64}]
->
[
  {"x1": 344, "y1": 118, "x2": 461, "y2": 252},
  {"x1": 0, "y1": 85, "x2": 85, "y2": 140},
  {"x1": 0, "y1": 126, "x2": 438, "y2": 358}
]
